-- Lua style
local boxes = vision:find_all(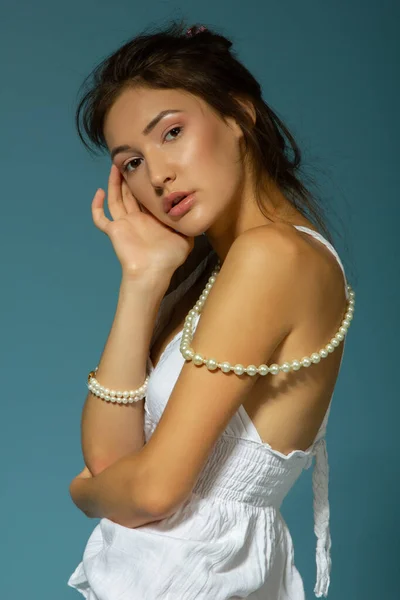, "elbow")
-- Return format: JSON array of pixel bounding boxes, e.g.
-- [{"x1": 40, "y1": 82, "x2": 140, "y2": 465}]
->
[
  {"x1": 135, "y1": 469, "x2": 178, "y2": 519},
  {"x1": 141, "y1": 478, "x2": 190, "y2": 519},
  {"x1": 143, "y1": 490, "x2": 176, "y2": 519},
  {"x1": 134, "y1": 449, "x2": 190, "y2": 519}
]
